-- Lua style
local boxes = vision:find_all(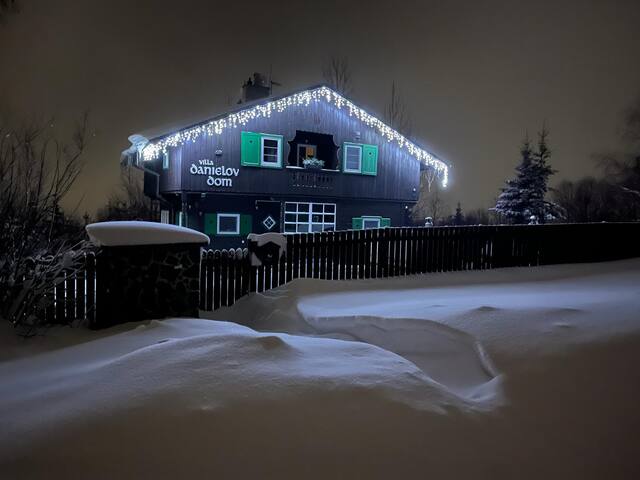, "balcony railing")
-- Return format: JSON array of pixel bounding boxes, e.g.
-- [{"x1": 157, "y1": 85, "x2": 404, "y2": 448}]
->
[{"x1": 288, "y1": 168, "x2": 337, "y2": 190}]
